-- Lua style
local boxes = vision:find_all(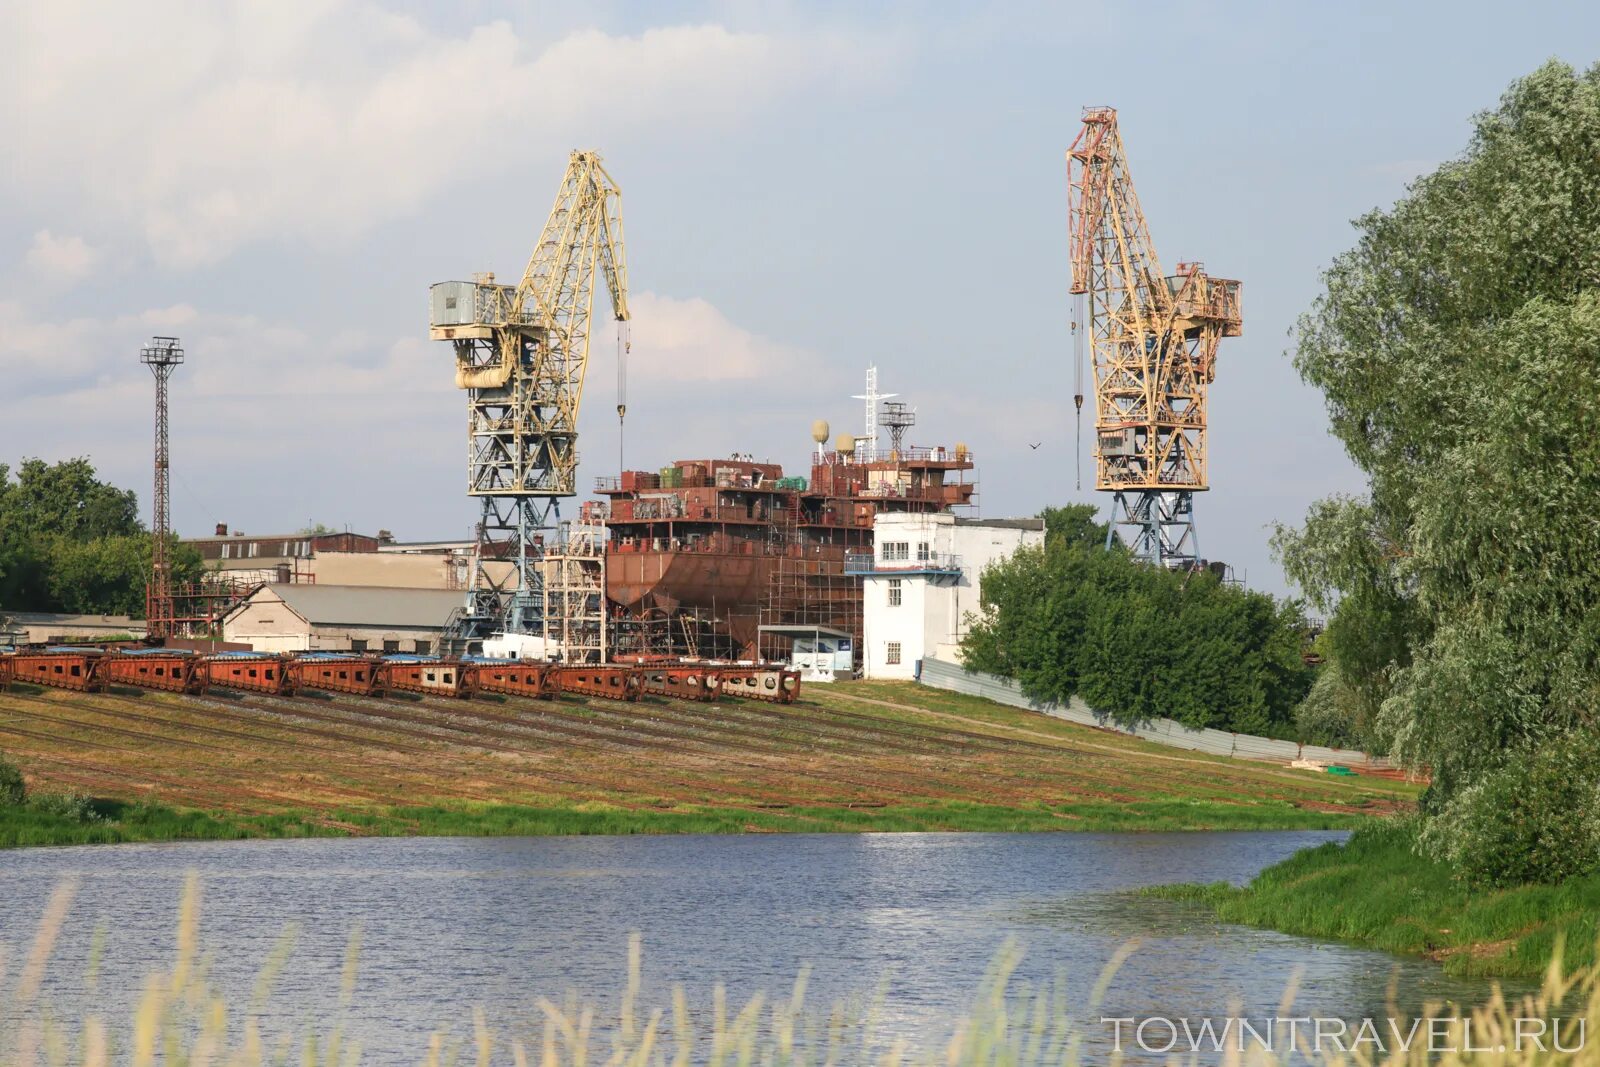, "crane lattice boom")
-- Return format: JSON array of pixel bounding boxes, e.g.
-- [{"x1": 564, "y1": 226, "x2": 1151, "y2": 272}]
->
[
  {"x1": 431, "y1": 150, "x2": 630, "y2": 651},
  {"x1": 1067, "y1": 107, "x2": 1240, "y2": 566}
]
